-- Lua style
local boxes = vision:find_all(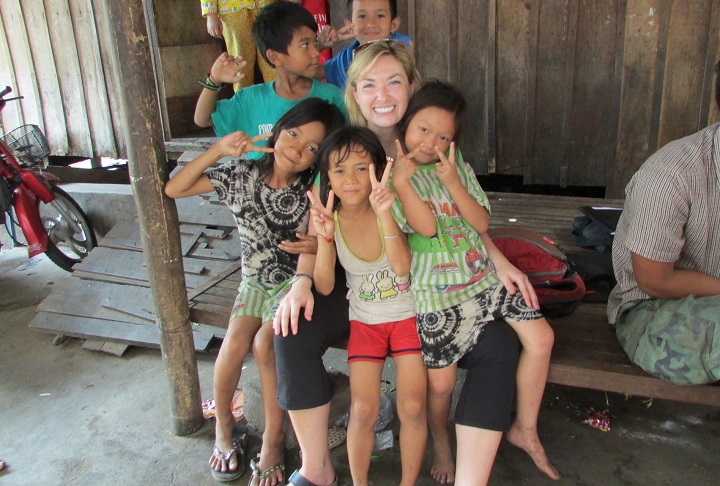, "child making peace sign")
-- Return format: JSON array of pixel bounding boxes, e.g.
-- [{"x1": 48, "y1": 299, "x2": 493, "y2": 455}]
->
[{"x1": 308, "y1": 126, "x2": 427, "y2": 486}]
